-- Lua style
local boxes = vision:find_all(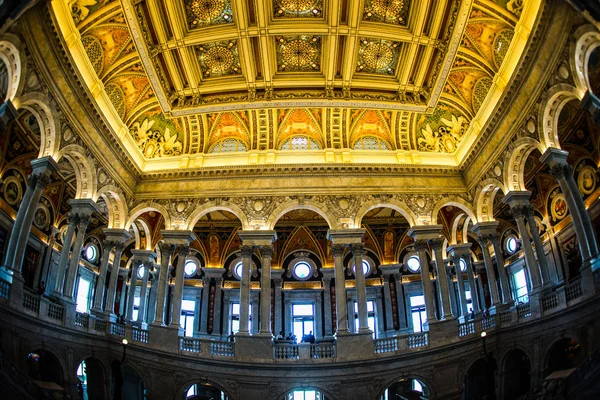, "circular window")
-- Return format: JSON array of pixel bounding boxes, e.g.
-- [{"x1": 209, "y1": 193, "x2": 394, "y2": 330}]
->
[
  {"x1": 234, "y1": 261, "x2": 243, "y2": 280},
  {"x1": 459, "y1": 258, "x2": 467, "y2": 272},
  {"x1": 184, "y1": 260, "x2": 198, "y2": 276},
  {"x1": 352, "y1": 260, "x2": 370, "y2": 276},
  {"x1": 137, "y1": 266, "x2": 145, "y2": 279},
  {"x1": 506, "y1": 236, "x2": 518, "y2": 254},
  {"x1": 406, "y1": 256, "x2": 420, "y2": 273},
  {"x1": 84, "y1": 245, "x2": 98, "y2": 262},
  {"x1": 293, "y1": 261, "x2": 311, "y2": 279}
]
